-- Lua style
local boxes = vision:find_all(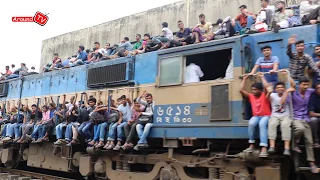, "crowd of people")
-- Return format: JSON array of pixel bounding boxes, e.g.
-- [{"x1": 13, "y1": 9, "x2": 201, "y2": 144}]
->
[
  {"x1": 37, "y1": 0, "x2": 320, "y2": 72},
  {"x1": 240, "y1": 34, "x2": 320, "y2": 173},
  {"x1": 0, "y1": 90, "x2": 155, "y2": 151}
]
